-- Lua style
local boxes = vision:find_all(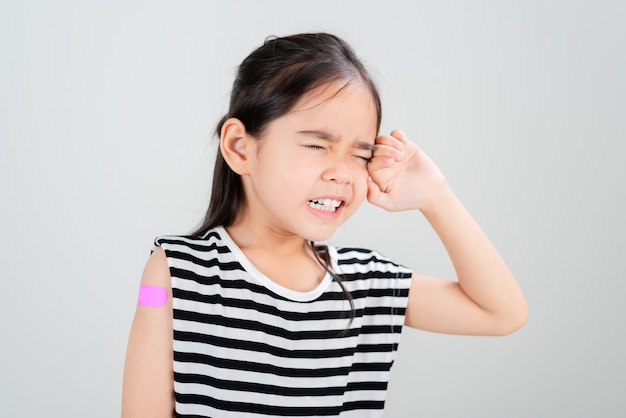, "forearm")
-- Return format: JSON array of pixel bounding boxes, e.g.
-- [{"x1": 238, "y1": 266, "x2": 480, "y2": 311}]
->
[{"x1": 421, "y1": 184, "x2": 527, "y2": 326}]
